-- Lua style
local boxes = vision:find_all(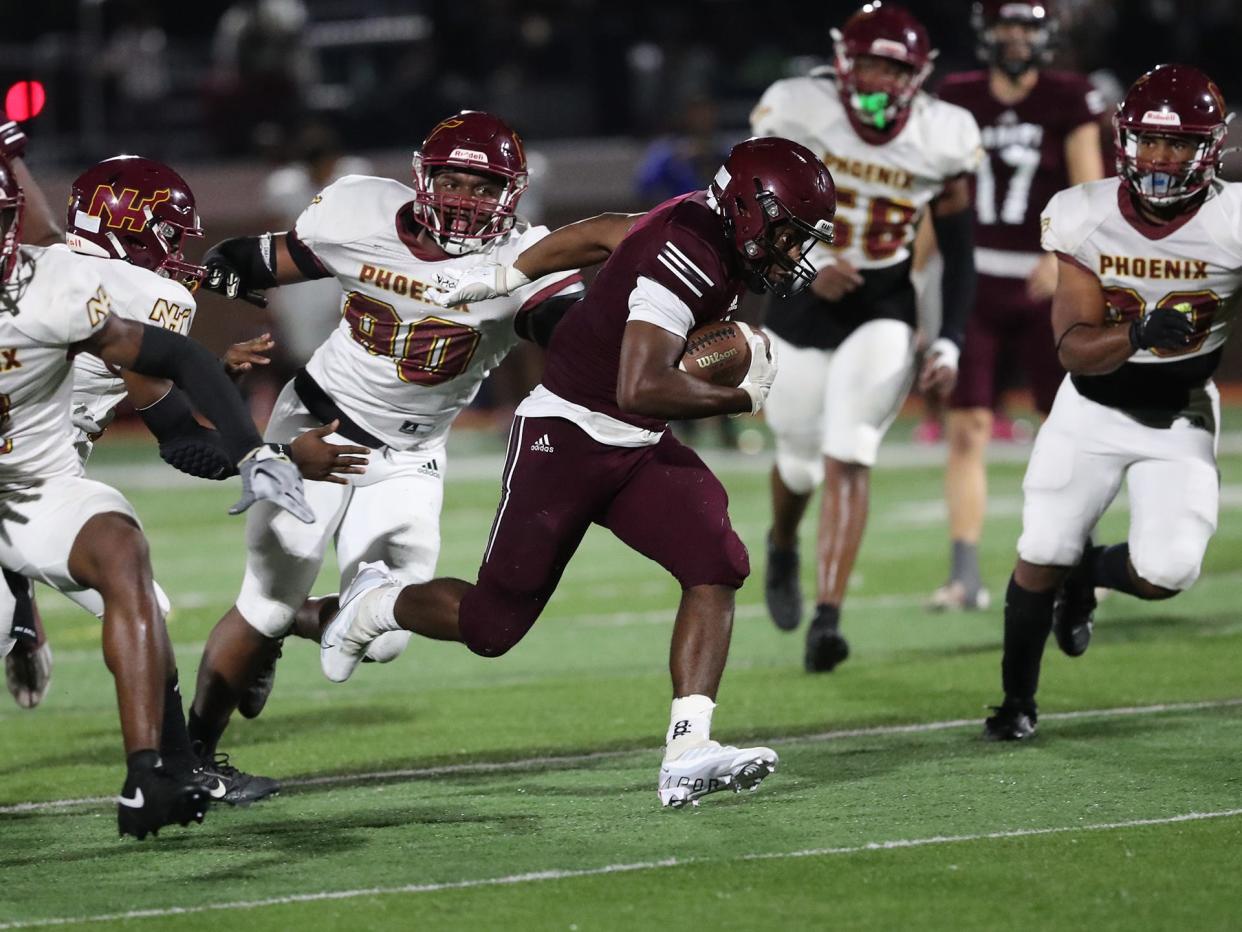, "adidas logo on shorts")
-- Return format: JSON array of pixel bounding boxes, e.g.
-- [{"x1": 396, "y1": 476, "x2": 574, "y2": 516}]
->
[
  {"x1": 529, "y1": 434, "x2": 555, "y2": 453},
  {"x1": 416, "y1": 458, "x2": 440, "y2": 477}
]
